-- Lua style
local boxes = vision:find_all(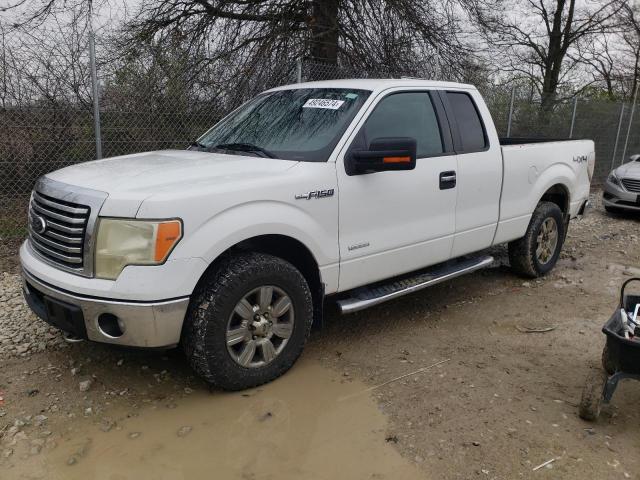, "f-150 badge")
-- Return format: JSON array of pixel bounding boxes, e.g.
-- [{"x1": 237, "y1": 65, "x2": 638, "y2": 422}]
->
[{"x1": 295, "y1": 189, "x2": 335, "y2": 200}]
